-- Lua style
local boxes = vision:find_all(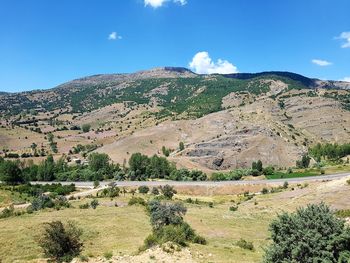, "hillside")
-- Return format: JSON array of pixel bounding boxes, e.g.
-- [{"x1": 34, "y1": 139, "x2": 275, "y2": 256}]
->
[{"x1": 1, "y1": 67, "x2": 350, "y2": 171}]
